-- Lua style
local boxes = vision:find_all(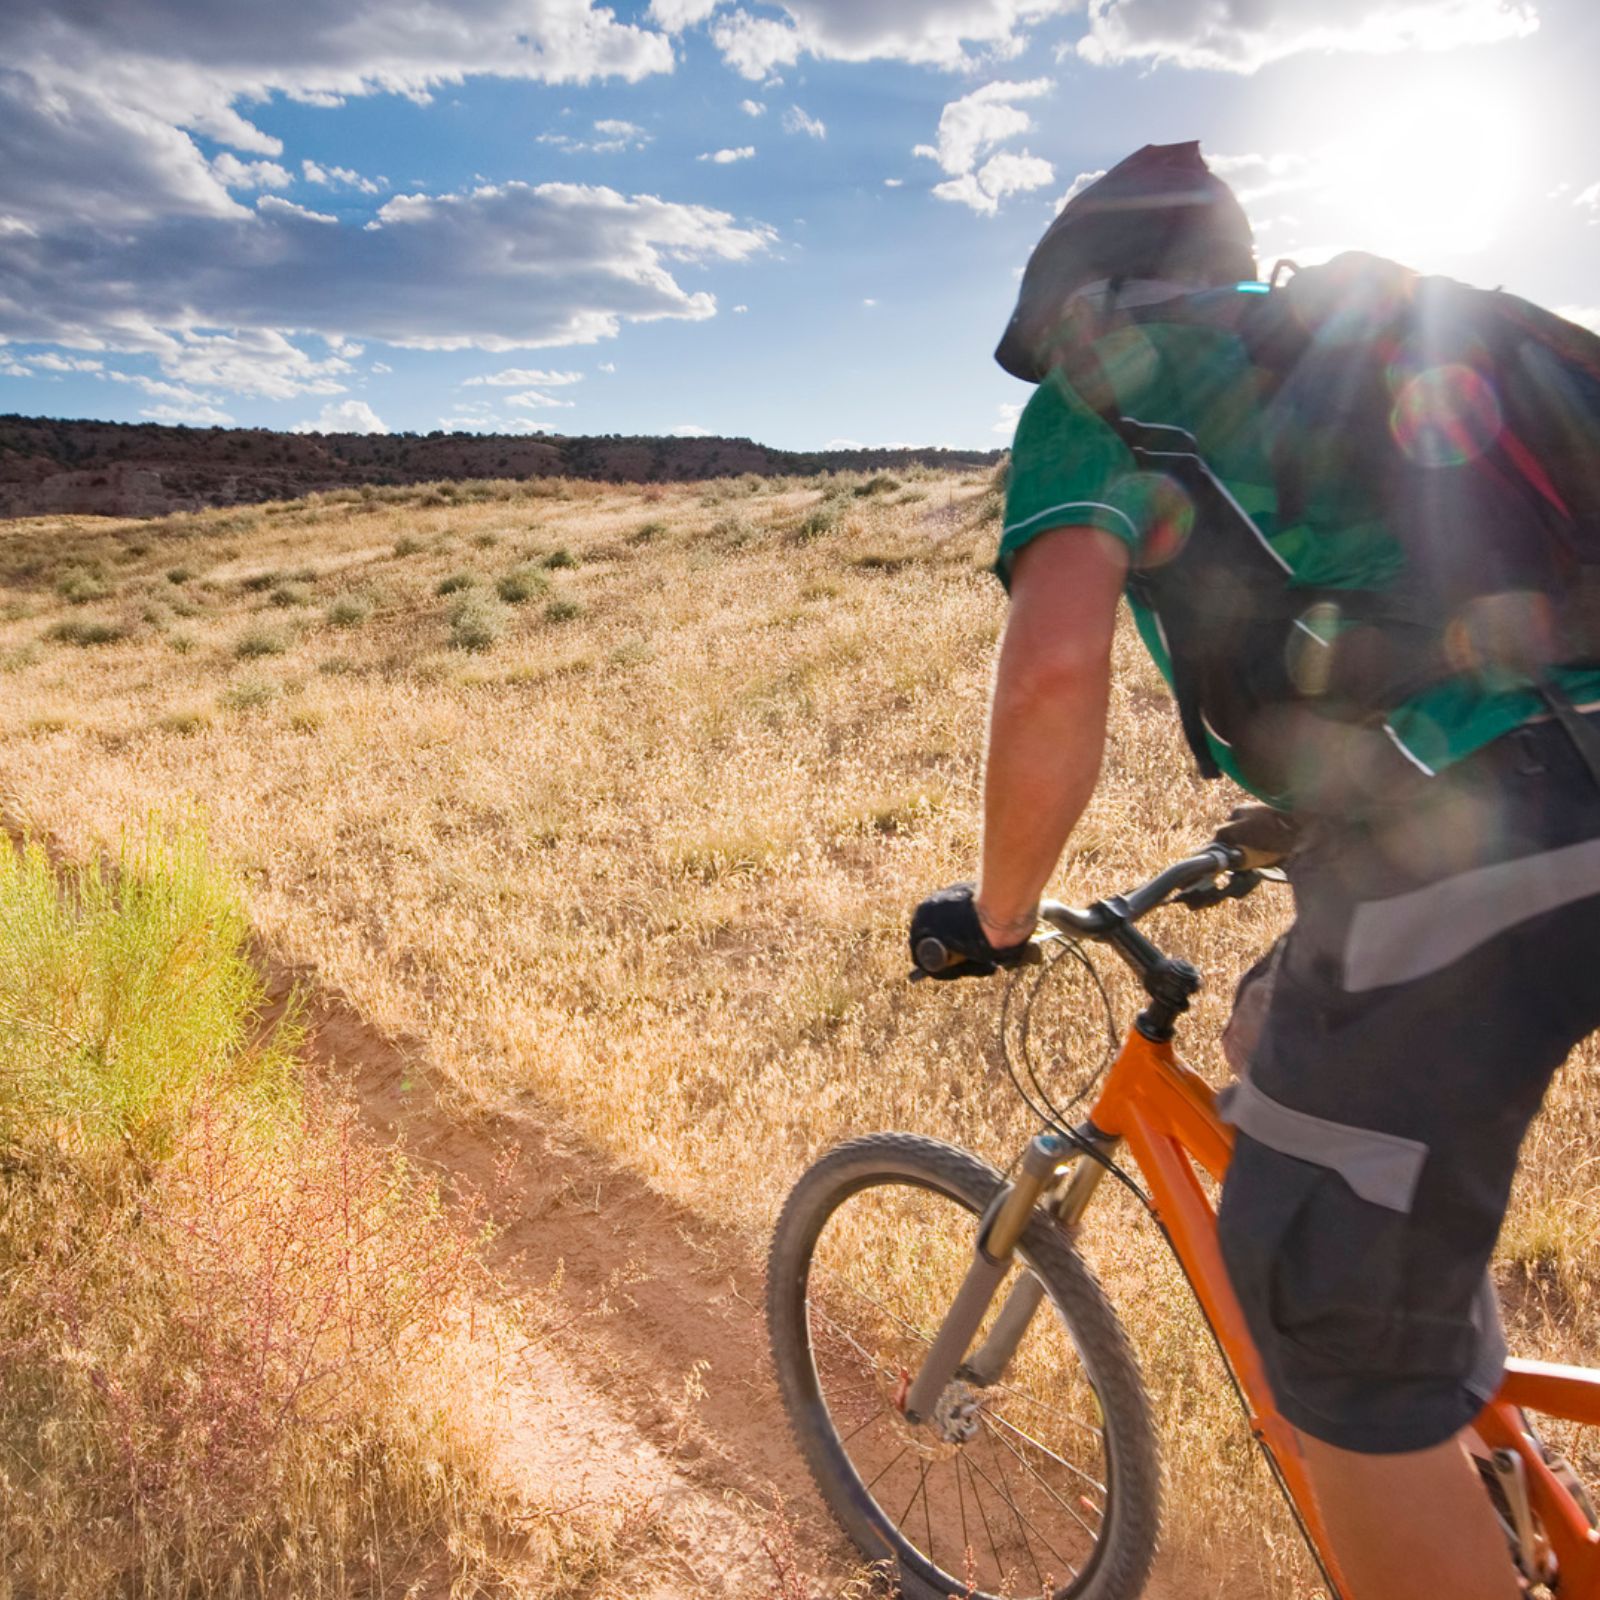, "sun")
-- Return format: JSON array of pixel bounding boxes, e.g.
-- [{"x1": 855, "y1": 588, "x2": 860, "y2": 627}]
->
[{"x1": 1257, "y1": 62, "x2": 1532, "y2": 275}]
